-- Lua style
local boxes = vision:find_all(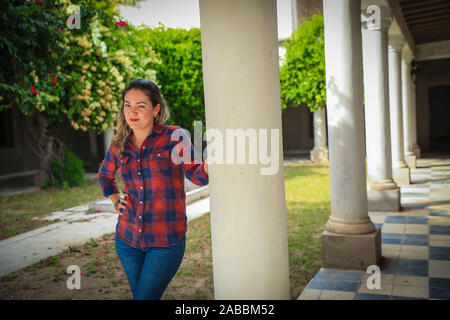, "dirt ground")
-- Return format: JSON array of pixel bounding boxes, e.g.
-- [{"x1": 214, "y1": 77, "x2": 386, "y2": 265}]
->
[{"x1": 0, "y1": 226, "x2": 215, "y2": 300}]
